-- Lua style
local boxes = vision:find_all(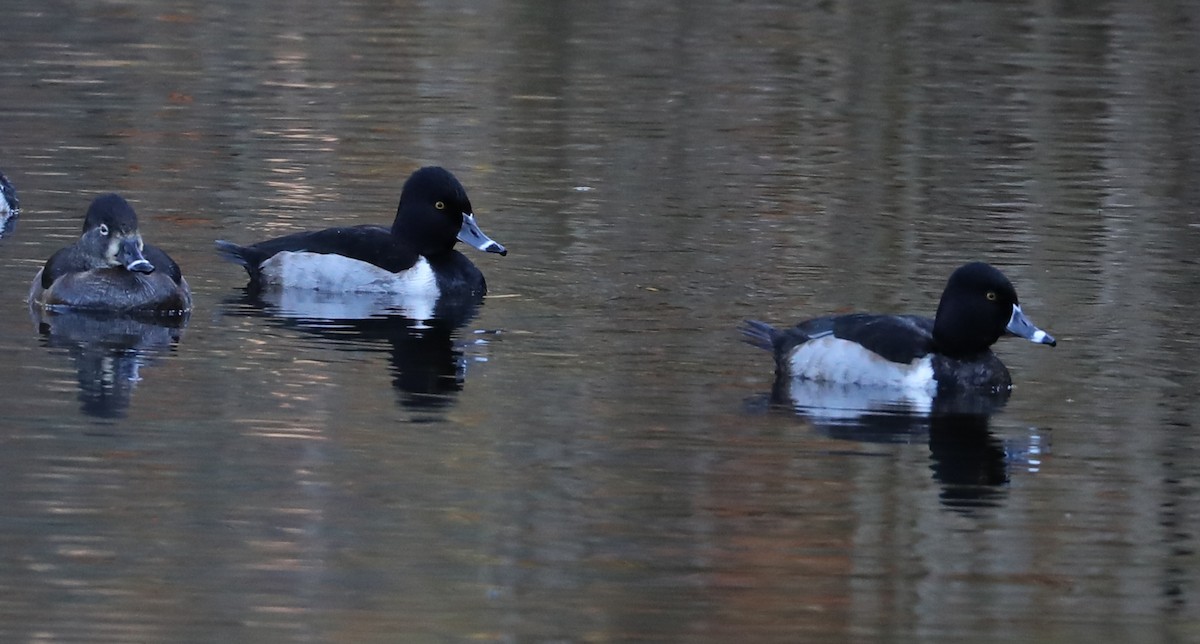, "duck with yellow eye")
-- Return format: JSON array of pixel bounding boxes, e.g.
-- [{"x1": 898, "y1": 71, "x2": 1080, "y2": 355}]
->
[
  {"x1": 30, "y1": 193, "x2": 192, "y2": 315},
  {"x1": 743, "y1": 262, "x2": 1056, "y2": 394},
  {"x1": 215, "y1": 166, "x2": 506, "y2": 320}
]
